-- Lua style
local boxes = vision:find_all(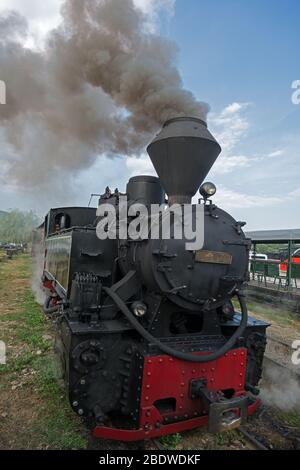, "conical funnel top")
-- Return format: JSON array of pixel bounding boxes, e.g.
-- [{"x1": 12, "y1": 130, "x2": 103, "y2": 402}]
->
[{"x1": 147, "y1": 117, "x2": 221, "y2": 204}]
